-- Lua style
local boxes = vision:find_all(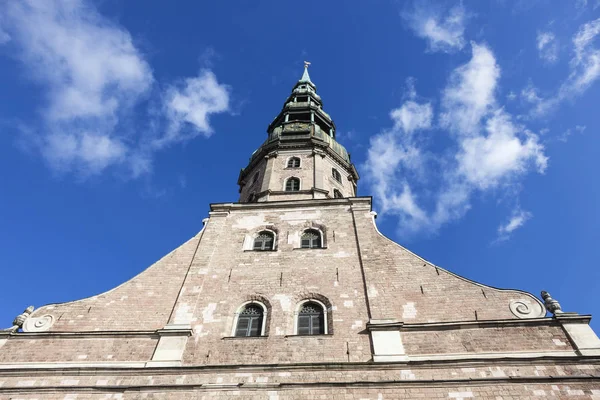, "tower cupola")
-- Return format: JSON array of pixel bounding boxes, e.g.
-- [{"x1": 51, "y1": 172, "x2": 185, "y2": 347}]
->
[{"x1": 238, "y1": 63, "x2": 358, "y2": 203}]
